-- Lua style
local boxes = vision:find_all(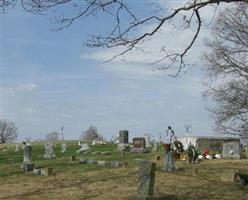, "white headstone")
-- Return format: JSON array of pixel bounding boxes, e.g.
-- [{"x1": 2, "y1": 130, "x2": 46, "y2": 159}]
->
[
  {"x1": 15, "y1": 144, "x2": 20, "y2": 152},
  {"x1": 144, "y1": 134, "x2": 151, "y2": 148},
  {"x1": 76, "y1": 143, "x2": 90, "y2": 153},
  {"x1": 61, "y1": 143, "x2": 67, "y2": 153},
  {"x1": 44, "y1": 143, "x2": 56, "y2": 159}
]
